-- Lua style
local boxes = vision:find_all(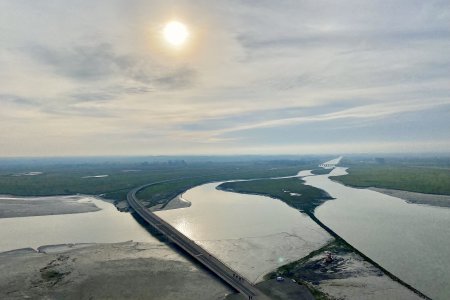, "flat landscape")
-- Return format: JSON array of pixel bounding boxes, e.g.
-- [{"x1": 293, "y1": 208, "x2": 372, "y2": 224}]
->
[
  {"x1": 0, "y1": 157, "x2": 323, "y2": 206},
  {"x1": 0, "y1": 241, "x2": 233, "y2": 300},
  {"x1": 2, "y1": 1, "x2": 450, "y2": 299},
  {"x1": 215, "y1": 174, "x2": 429, "y2": 299},
  {"x1": 1, "y1": 155, "x2": 449, "y2": 299}
]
